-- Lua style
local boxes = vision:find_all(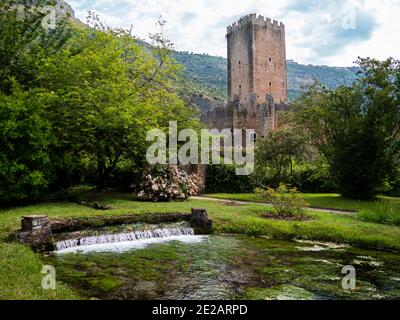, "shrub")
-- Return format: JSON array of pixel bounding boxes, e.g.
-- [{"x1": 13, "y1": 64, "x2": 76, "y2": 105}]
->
[
  {"x1": 205, "y1": 164, "x2": 253, "y2": 193},
  {"x1": 292, "y1": 162, "x2": 339, "y2": 193},
  {"x1": 0, "y1": 89, "x2": 51, "y2": 205},
  {"x1": 256, "y1": 183, "x2": 309, "y2": 217},
  {"x1": 245, "y1": 225, "x2": 262, "y2": 237},
  {"x1": 358, "y1": 201, "x2": 400, "y2": 226},
  {"x1": 138, "y1": 165, "x2": 202, "y2": 202}
]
